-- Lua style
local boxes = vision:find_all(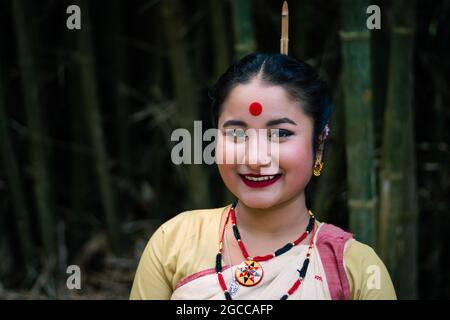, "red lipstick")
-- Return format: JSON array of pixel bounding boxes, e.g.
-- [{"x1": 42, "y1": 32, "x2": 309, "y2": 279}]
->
[{"x1": 239, "y1": 173, "x2": 282, "y2": 188}]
